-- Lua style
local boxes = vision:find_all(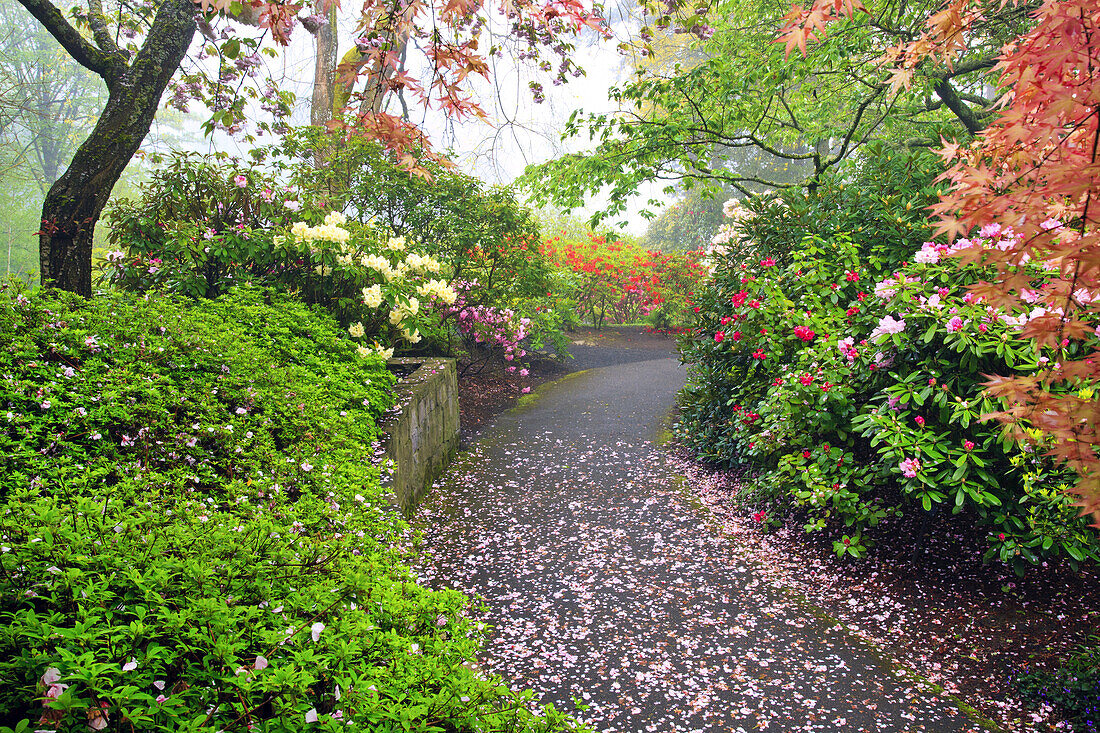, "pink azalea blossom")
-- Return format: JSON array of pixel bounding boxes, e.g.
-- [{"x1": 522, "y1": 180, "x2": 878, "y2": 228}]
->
[{"x1": 899, "y1": 457, "x2": 920, "y2": 478}]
